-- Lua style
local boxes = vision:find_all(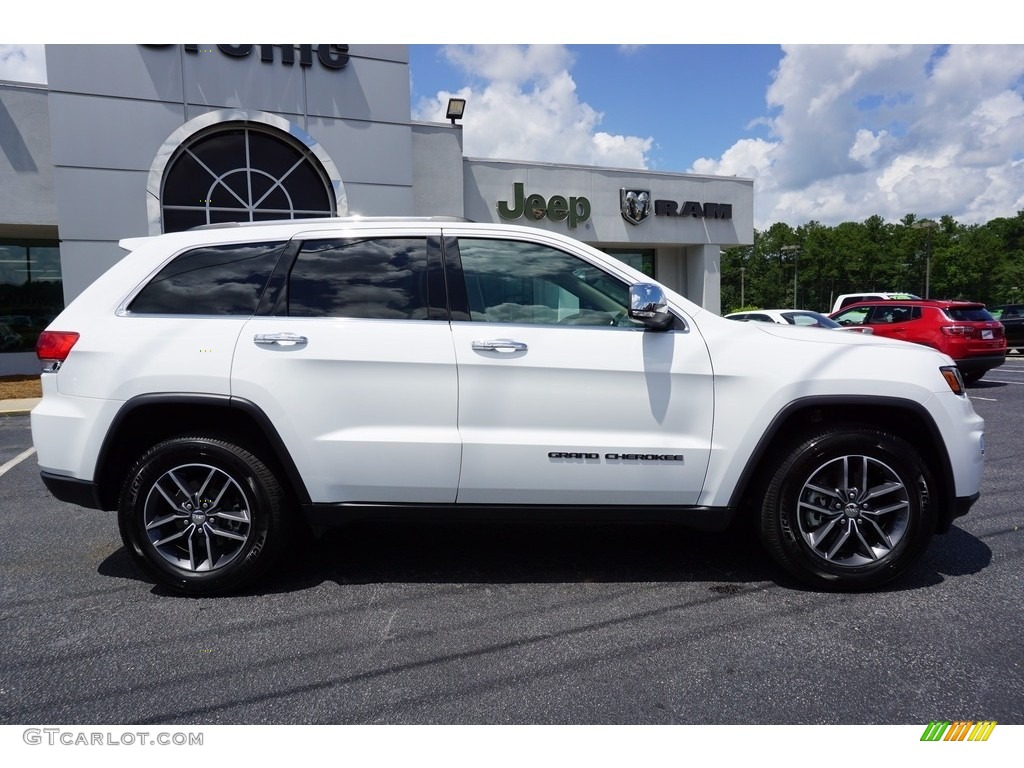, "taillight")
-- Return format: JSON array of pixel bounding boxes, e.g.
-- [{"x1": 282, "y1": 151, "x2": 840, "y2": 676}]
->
[
  {"x1": 36, "y1": 331, "x2": 80, "y2": 369},
  {"x1": 940, "y1": 325, "x2": 972, "y2": 336}
]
